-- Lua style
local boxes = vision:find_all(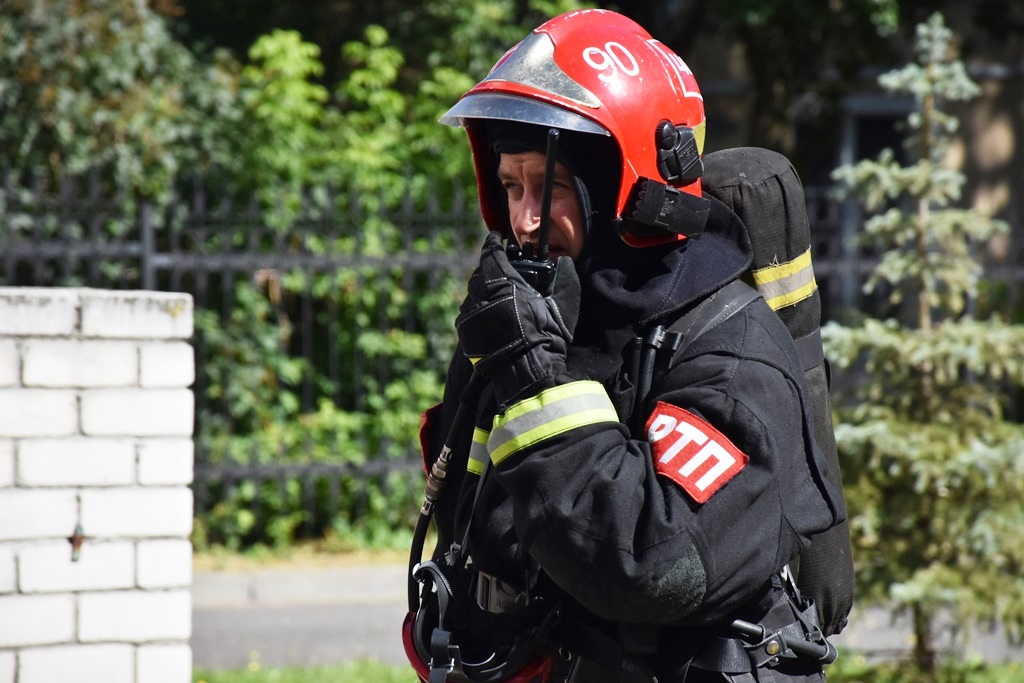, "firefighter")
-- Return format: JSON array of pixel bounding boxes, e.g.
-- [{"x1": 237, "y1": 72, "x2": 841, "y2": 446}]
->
[{"x1": 405, "y1": 9, "x2": 847, "y2": 682}]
